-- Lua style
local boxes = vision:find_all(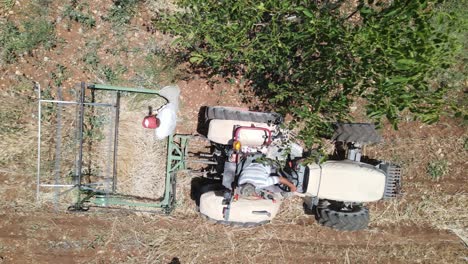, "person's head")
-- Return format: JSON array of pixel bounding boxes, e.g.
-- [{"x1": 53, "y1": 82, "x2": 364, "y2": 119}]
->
[
  {"x1": 239, "y1": 183, "x2": 258, "y2": 198},
  {"x1": 142, "y1": 115, "x2": 160, "y2": 129}
]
